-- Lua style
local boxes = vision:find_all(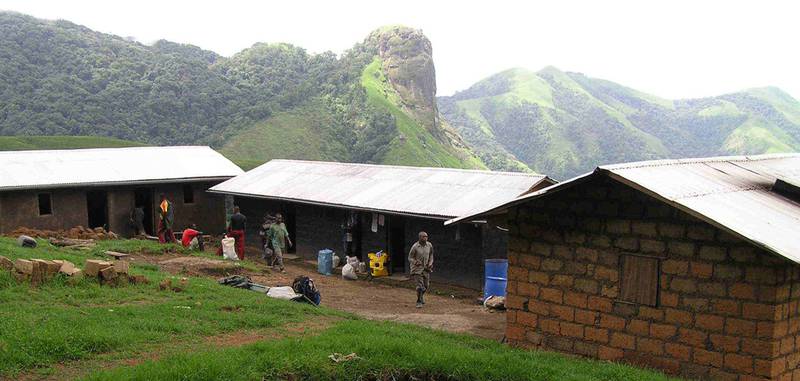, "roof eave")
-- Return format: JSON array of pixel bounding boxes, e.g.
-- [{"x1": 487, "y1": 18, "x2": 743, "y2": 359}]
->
[
  {"x1": 207, "y1": 189, "x2": 454, "y2": 221},
  {"x1": 0, "y1": 176, "x2": 236, "y2": 192}
]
